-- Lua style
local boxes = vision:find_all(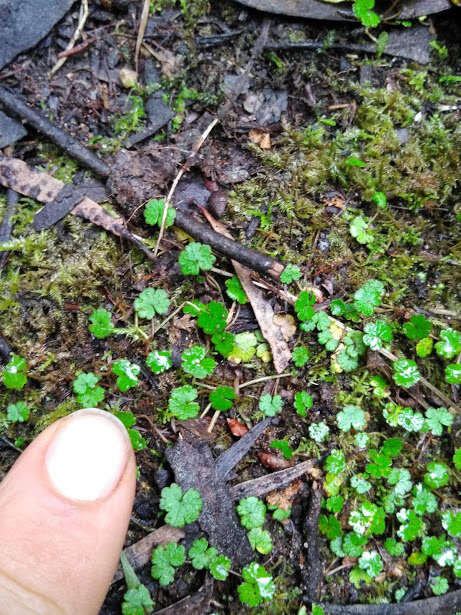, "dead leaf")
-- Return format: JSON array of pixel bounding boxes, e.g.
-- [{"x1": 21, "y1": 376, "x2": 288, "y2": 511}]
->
[
  {"x1": 258, "y1": 452, "x2": 291, "y2": 470},
  {"x1": 227, "y1": 418, "x2": 248, "y2": 437},
  {"x1": 273, "y1": 313, "x2": 297, "y2": 341},
  {"x1": 266, "y1": 478, "x2": 302, "y2": 510},
  {"x1": 199, "y1": 208, "x2": 292, "y2": 373},
  {"x1": 248, "y1": 128, "x2": 271, "y2": 150}
]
